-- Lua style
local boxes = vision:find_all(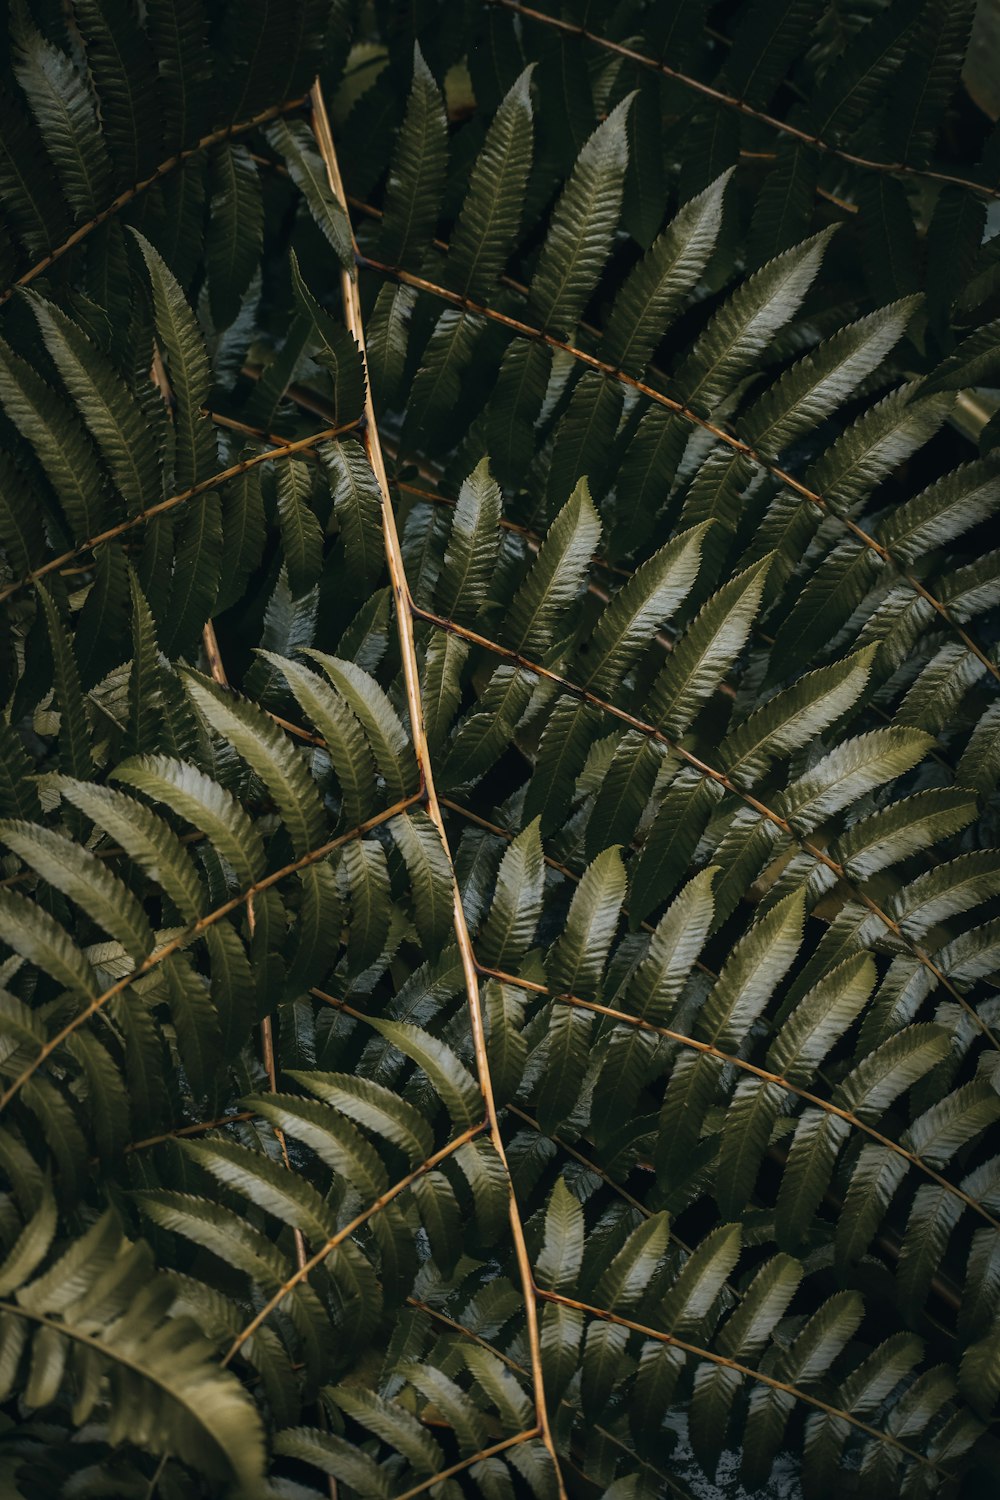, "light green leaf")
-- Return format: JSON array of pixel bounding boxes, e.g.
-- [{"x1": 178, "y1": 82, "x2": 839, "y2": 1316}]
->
[
  {"x1": 676, "y1": 229, "x2": 835, "y2": 413},
  {"x1": 302, "y1": 650, "x2": 415, "y2": 802},
  {"x1": 390, "y1": 810, "x2": 454, "y2": 956},
  {"x1": 603, "y1": 171, "x2": 730, "y2": 375},
  {"x1": 505, "y1": 478, "x2": 602, "y2": 656},
  {"x1": 378, "y1": 46, "x2": 448, "y2": 271},
  {"x1": 529, "y1": 95, "x2": 632, "y2": 335},
  {"x1": 546, "y1": 845, "x2": 627, "y2": 1001},
  {"x1": 777, "y1": 728, "x2": 934, "y2": 834},
  {"x1": 366, "y1": 1018, "x2": 481, "y2": 1130},
  {"x1": 112, "y1": 755, "x2": 265, "y2": 888},
  {"x1": 448, "y1": 66, "x2": 534, "y2": 299},
  {"x1": 536, "y1": 1177, "x2": 585, "y2": 1293},
  {"x1": 478, "y1": 817, "x2": 544, "y2": 970},
  {"x1": 131, "y1": 230, "x2": 214, "y2": 490},
  {"x1": 720, "y1": 646, "x2": 876, "y2": 787},
  {"x1": 181, "y1": 670, "x2": 326, "y2": 858},
  {"x1": 583, "y1": 523, "x2": 708, "y2": 695},
  {"x1": 436, "y1": 457, "x2": 502, "y2": 623},
  {"x1": 0, "y1": 821, "x2": 152, "y2": 962},
  {"x1": 57, "y1": 778, "x2": 205, "y2": 922},
  {"x1": 647, "y1": 557, "x2": 771, "y2": 735}
]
